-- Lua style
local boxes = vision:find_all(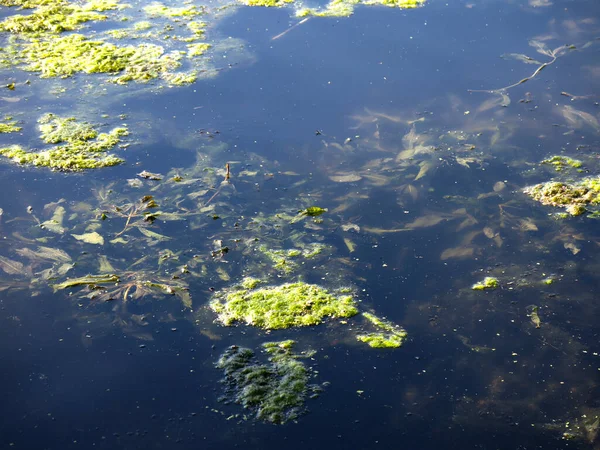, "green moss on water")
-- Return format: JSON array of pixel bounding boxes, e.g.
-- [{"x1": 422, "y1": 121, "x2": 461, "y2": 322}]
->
[
  {"x1": 210, "y1": 282, "x2": 358, "y2": 329},
  {"x1": 541, "y1": 155, "x2": 583, "y2": 172},
  {"x1": 357, "y1": 312, "x2": 408, "y2": 348},
  {"x1": 0, "y1": 113, "x2": 128, "y2": 170},
  {"x1": 216, "y1": 341, "x2": 317, "y2": 424},
  {"x1": 472, "y1": 276, "x2": 499, "y2": 290},
  {"x1": 524, "y1": 178, "x2": 600, "y2": 216}
]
